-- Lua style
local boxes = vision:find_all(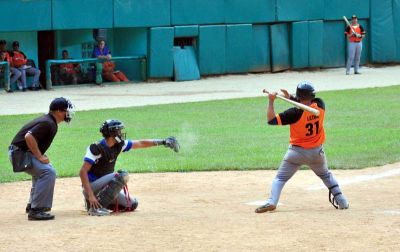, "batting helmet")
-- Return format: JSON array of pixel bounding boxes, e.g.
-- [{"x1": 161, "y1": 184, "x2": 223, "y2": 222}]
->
[
  {"x1": 49, "y1": 97, "x2": 75, "y2": 123},
  {"x1": 100, "y1": 119, "x2": 125, "y2": 142},
  {"x1": 296, "y1": 81, "x2": 316, "y2": 100}
]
